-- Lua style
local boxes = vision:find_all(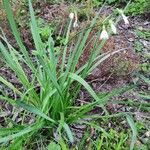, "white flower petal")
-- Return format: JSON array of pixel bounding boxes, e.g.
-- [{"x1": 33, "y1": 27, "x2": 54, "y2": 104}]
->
[
  {"x1": 73, "y1": 11, "x2": 79, "y2": 28},
  {"x1": 73, "y1": 21, "x2": 79, "y2": 28},
  {"x1": 69, "y1": 13, "x2": 74, "y2": 19},
  {"x1": 109, "y1": 20, "x2": 117, "y2": 34},
  {"x1": 111, "y1": 24, "x2": 117, "y2": 34},
  {"x1": 117, "y1": 9, "x2": 129, "y2": 25},
  {"x1": 122, "y1": 15, "x2": 129, "y2": 25},
  {"x1": 100, "y1": 29, "x2": 109, "y2": 40}
]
